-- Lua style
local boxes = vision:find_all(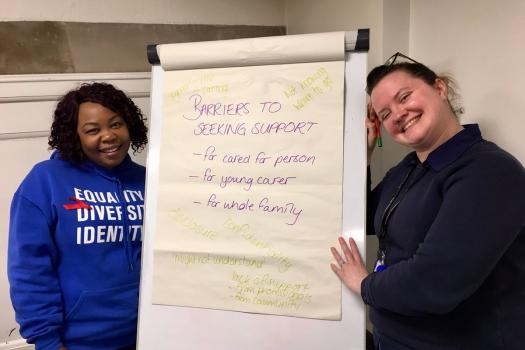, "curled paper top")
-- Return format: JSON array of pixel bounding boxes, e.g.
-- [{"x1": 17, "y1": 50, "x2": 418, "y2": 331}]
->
[{"x1": 157, "y1": 31, "x2": 346, "y2": 71}]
